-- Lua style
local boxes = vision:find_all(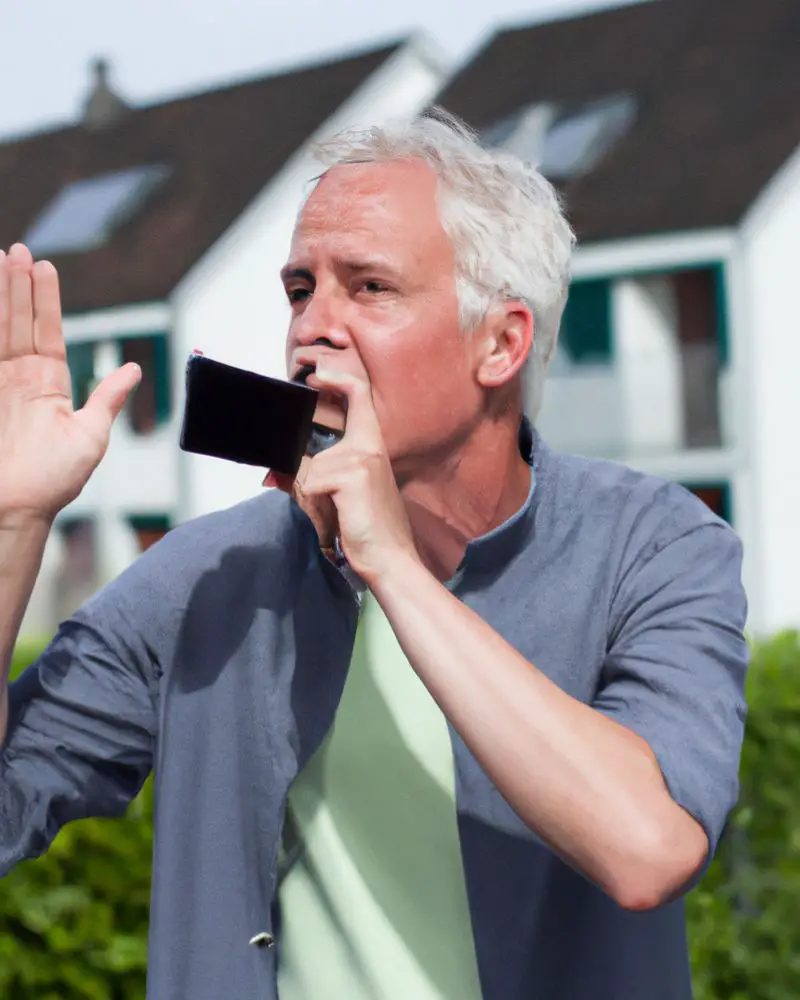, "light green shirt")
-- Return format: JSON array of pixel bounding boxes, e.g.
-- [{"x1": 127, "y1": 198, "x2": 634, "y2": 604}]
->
[{"x1": 277, "y1": 592, "x2": 483, "y2": 999}]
